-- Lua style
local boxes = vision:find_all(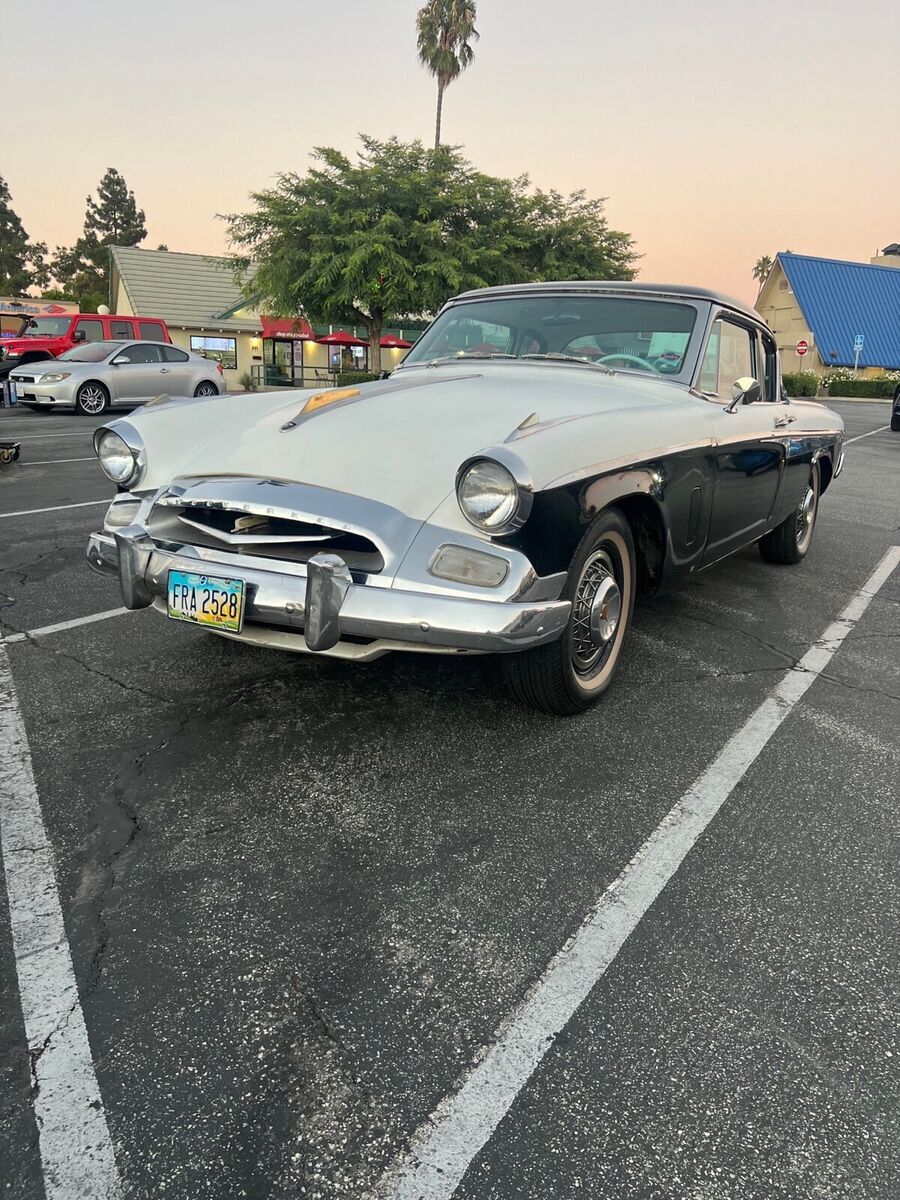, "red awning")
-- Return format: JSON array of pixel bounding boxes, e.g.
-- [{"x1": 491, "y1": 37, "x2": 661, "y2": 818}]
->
[
  {"x1": 260, "y1": 316, "x2": 315, "y2": 339},
  {"x1": 380, "y1": 334, "x2": 413, "y2": 348},
  {"x1": 316, "y1": 330, "x2": 369, "y2": 347}
]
